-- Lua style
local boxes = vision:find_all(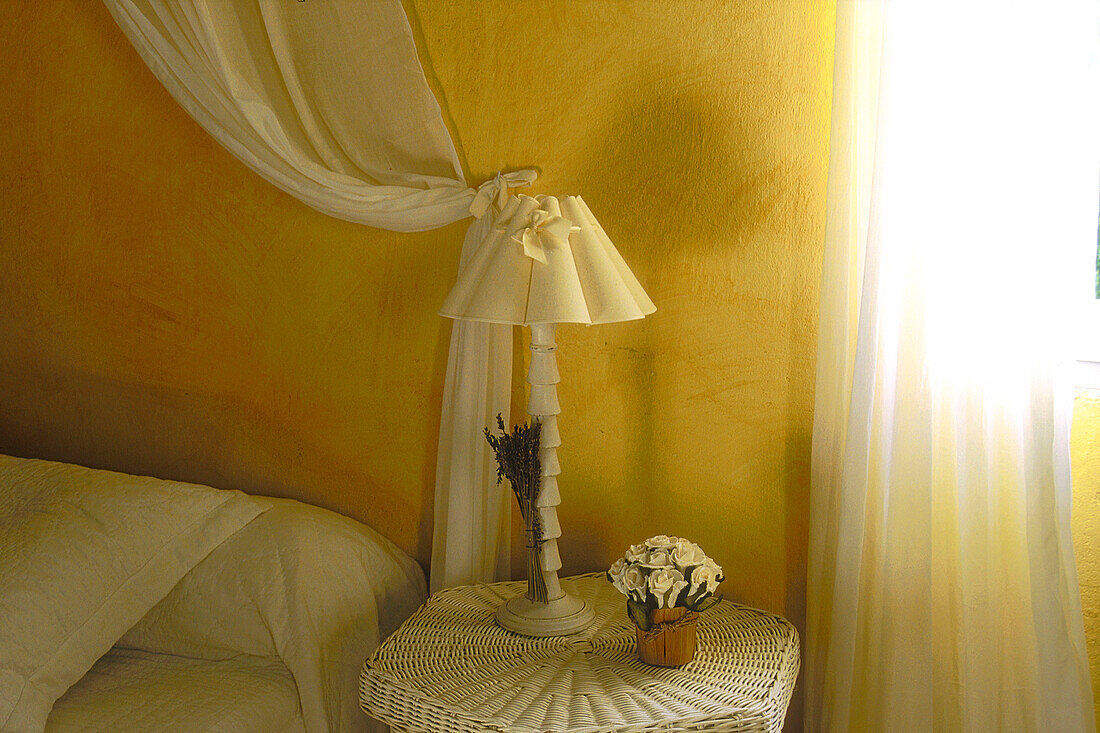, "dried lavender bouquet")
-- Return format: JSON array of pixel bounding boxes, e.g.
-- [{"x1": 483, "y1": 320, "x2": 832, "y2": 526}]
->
[{"x1": 484, "y1": 413, "x2": 547, "y2": 602}]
